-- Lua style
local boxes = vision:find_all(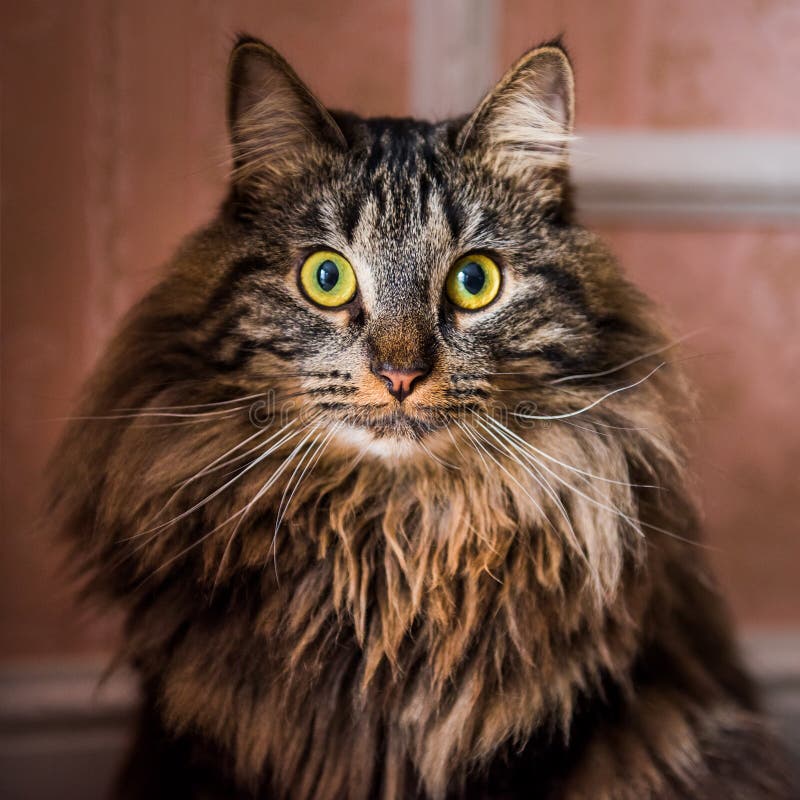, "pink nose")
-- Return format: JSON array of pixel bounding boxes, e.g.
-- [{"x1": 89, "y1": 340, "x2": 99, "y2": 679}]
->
[{"x1": 375, "y1": 367, "x2": 428, "y2": 402}]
